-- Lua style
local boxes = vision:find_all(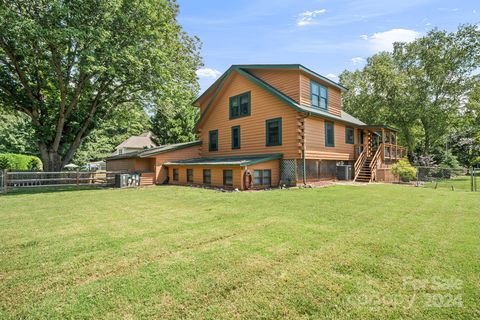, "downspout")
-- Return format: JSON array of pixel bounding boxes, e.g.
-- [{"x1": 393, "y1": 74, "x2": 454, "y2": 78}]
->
[{"x1": 302, "y1": 112, "x2": 311, "y2": 186}]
